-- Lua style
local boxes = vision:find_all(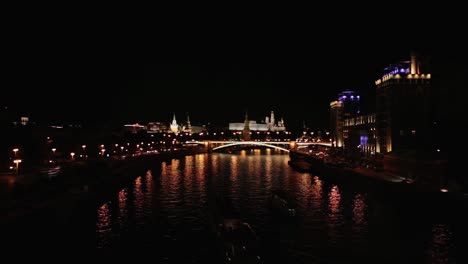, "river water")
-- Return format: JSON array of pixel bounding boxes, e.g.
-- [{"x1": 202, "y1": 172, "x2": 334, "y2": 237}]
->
[{"x1": 83, "y1": 151, "x2": 463, "y2": 262}]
